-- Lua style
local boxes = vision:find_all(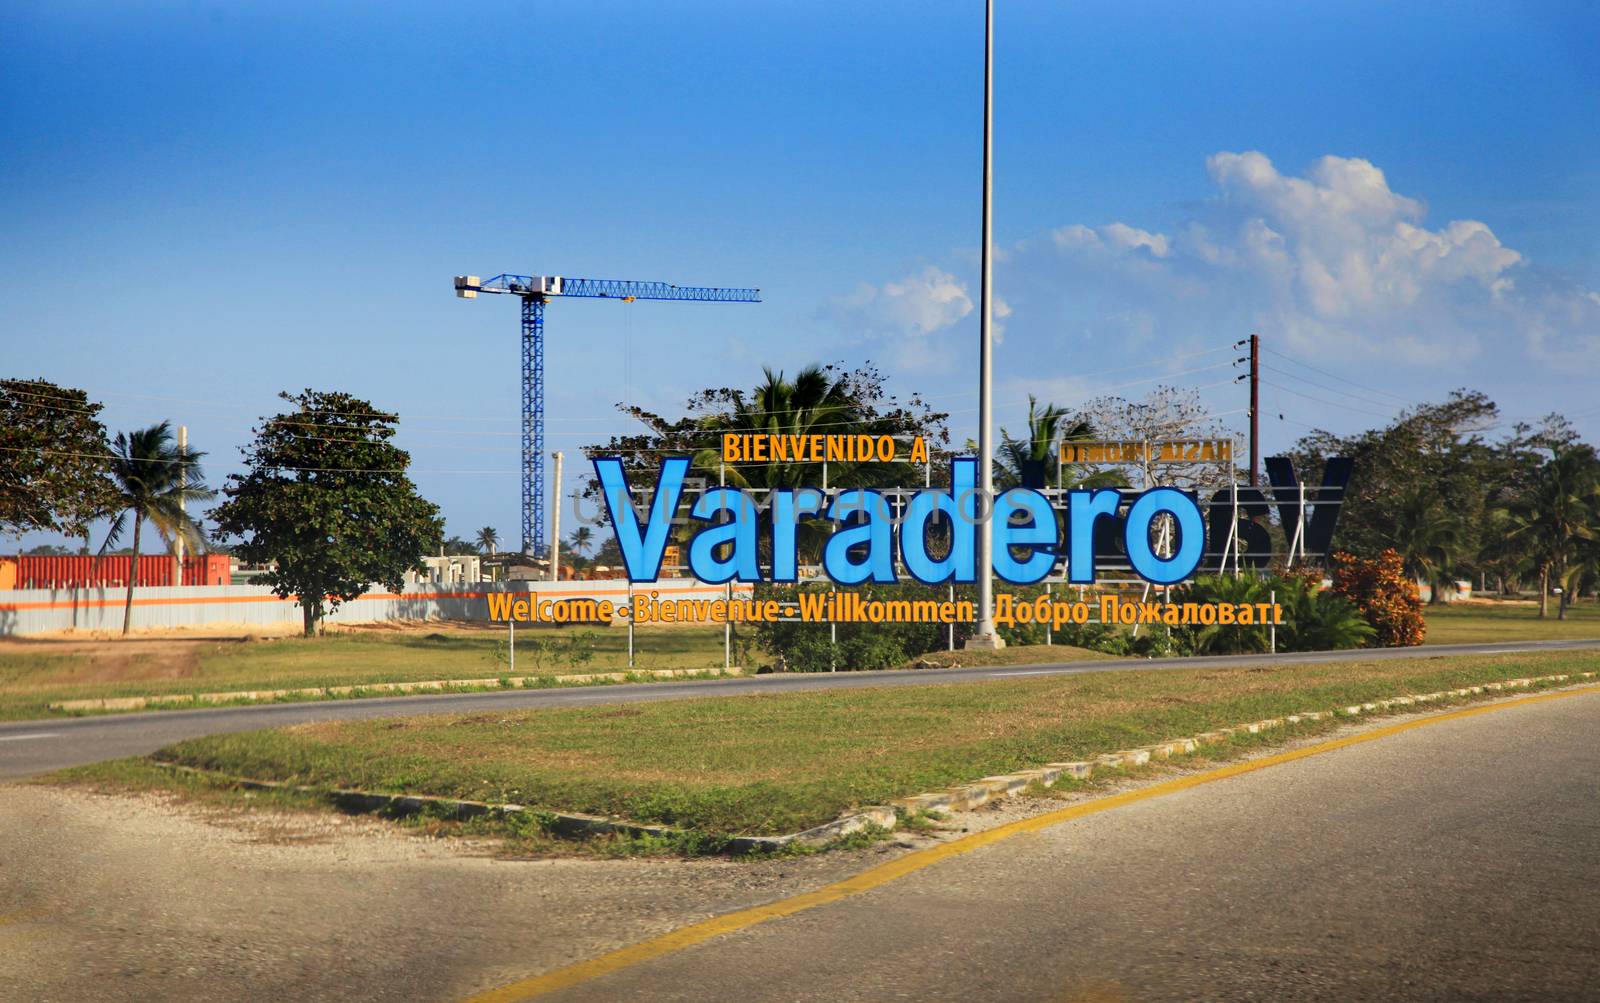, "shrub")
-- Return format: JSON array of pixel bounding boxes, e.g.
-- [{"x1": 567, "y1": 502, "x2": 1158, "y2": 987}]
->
[
  {"x1": 753, "y1": 580, "x2": 1126, "y2": 671},
  {"x1": 753, "y1": 581, "x2": 971, "y2": 672},
  {"x1": 1173, "y1": 571, "x2": 1372, "y2": 654},
  {"x1": 1174, "y1": 574, "x2": 1273, "y2": 655},
  {"x1": 1275, "y1": 583, "x2": 1375, "y2": 652},
  {"x1": 1329, "y1": 549, "x2": 1426, "y2": 647}
]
